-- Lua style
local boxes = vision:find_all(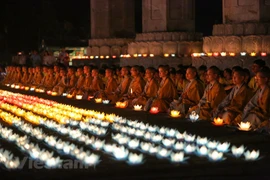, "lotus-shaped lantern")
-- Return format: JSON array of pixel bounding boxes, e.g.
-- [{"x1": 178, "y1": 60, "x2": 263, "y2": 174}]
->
[
  {"x1": 6, "y1": 84, "x2": 10, "y2": 87},
  {"x1": 150, "y1": 107, "x2": 159, "y2": 114},
  {"x1": 84, "y1": 153, "x2": 100, "y2": 166},
  {"x1": 189, "y1": 111, "x2": 199, "y2": 122},
  {"x1": 157, "y1": 148, "x2": 171, "y2": 158},
  {"x1": 51, "y1": 92, "x2": 57, "y2": 96},
  {"x1": 45, "y1": 157, "x2": 62, "y2": 168},
  {"x1": 113, "y1": 146, "x2": 129, "y2": 160},
  {"x1": 128, "y1": 139, "x2": 140, "y2": 149},
  {"x1": 103, "y1": 144, "x2": 115, "y2": 153},
  {"x1": 88, "y1": 96, "x2": 94, "y2": 100},
  {"x1": 62, "y1": 93, "x2": 67, "y2": 96},
  {"x1": 30, "y1": 87, "x2": 35, "y2": 91},
  {"x1": 207, "y1": 140, "x2": 218, "y2": 149},
  {"x1": 184, "y1": 144, "x2": 196, "y2": 154},
  {"x1": 170, "y1": 110, "x2": 180, "y2": 118},
  {"x1": 217, "y1": 142, "x2": 230, "y2": 152},
  {"x1": 24, "y1": 86, "x2": 30, "y2": 91},
  {"x1": 115, "y1": 101, "x2": 121, "y2": 108},
  {"x1": 162, "y1": 138, "x2": 175, "y2": 148},
  {"x1": 238, "y1": 122, "x2": 251, "y2": 131},
  {"x1": 231, "y1": 145, "x2": 245, "y2": 158},
  {"x1": 213, "y1": 117, "x2": 224, "y2": 126},
  {"x1": 127, "y1": 153, "x2": 144, "y2": 165},
  {"x1": 102, "y1": 100, "x2": 110, "y2": 104},
  {"x1": 170, "y1": 152, "x2": 188, "y2": 163},
  {"x1": 67, "y1": 94, "x2": 73, "y2": 99},
  {"x1": 208, "y1": 150, "x2": 224, "y2": 161},
  {"x1": 173, "y1": 142, "x2": 184, "y2": 151},
  {"x1": 75, "y1": 94, "x2": 83, "y2": 100},
  {"x1": 119, "y1": 101, "x2": 128, "y2": 108},
  {"x1": 196, "y1": 146, "x2": 208, "y2": 156},
  {"x1": 196, "y1": 136, "x2": 208, "y2": 145},
  {"x1": 140, "y1": 142, "x2": 151, "y2": 152},
  {"x1": 133, "y1": 104, "x2": 142, "y2": 111},
  {"x1": 244, "y1": 150, "x2": 260, "y2": 161},
  {"x1": 15, "y1": 85, "x2": 20, "y2": 89},
  {"x1": 95, "y1": 98, "x2": 102, "y2": 103}
]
